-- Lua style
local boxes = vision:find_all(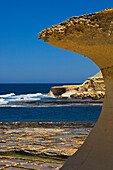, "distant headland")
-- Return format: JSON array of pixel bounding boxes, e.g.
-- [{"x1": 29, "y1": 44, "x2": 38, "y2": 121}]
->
[{"x1": 48, "y1": 71, "x2": 105, "y2": 100}]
